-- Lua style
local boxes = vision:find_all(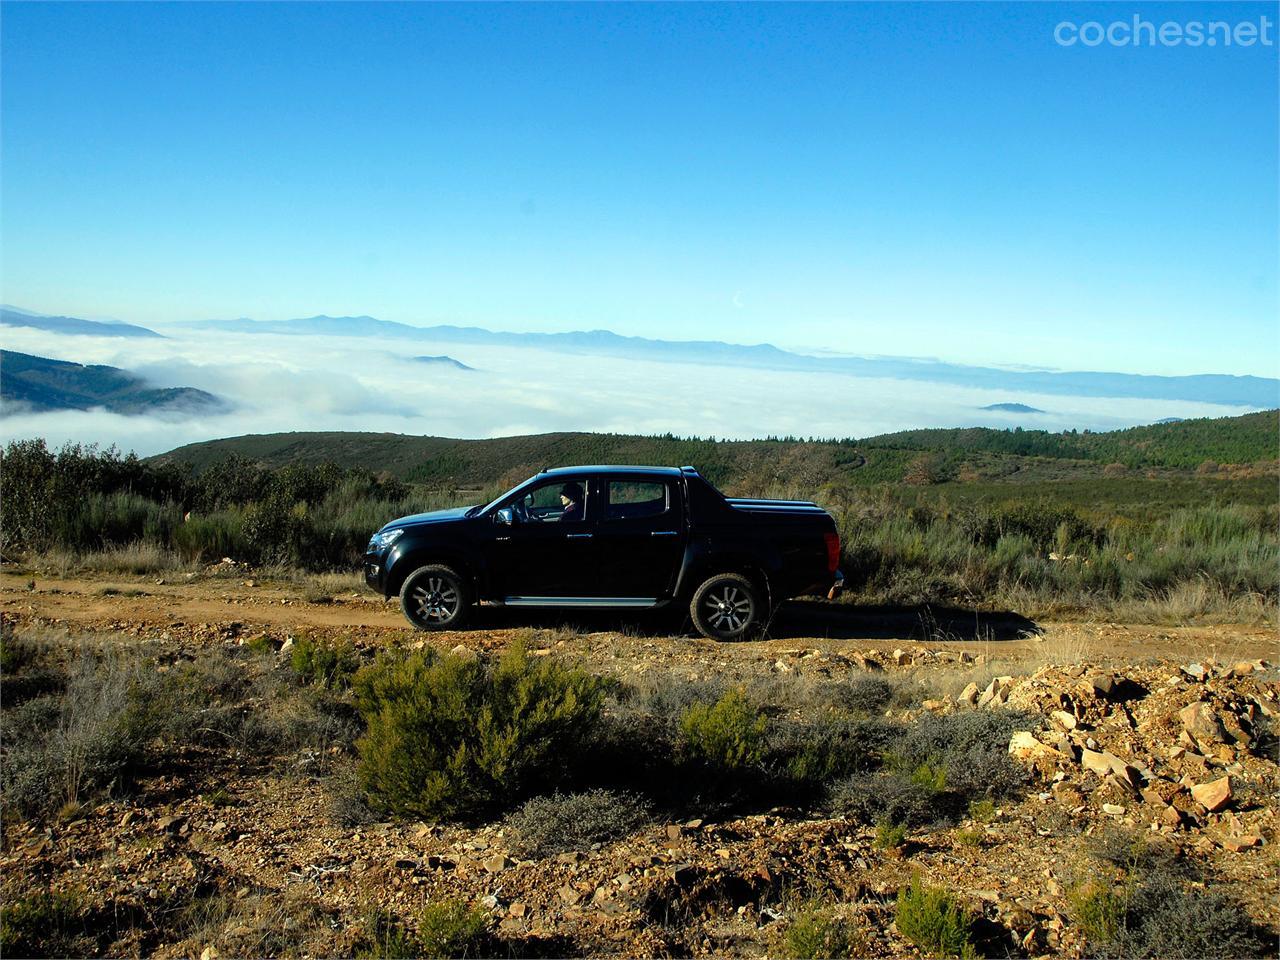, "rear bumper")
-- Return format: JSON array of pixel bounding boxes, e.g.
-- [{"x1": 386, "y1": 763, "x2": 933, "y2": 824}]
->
[{"x1": 827, "y1": 569, "x2": 845, "y2": 601}]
